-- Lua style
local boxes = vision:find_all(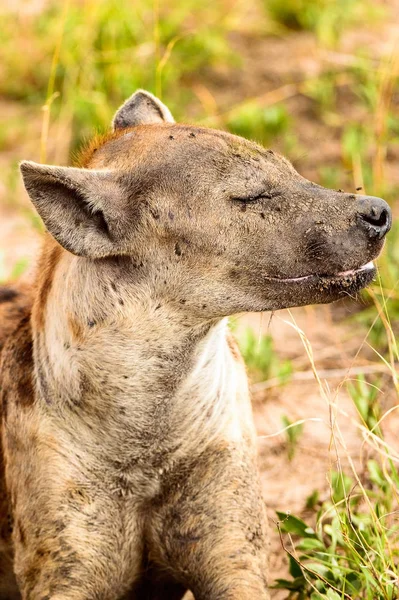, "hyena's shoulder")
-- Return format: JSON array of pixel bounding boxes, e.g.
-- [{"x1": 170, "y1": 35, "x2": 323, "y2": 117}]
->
[
  {"x1": 0, "y1": 286, "x2": 34, "y2": 600},
  {"x1": 0, "y1": 284, "x2": 34, "y2": 421},
  {"x1": 0, "y1": 283, "x2": 34, "y2": 418},
  {"x1": 0, "y1": 284, "x2": 33, "y2": 354}
]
